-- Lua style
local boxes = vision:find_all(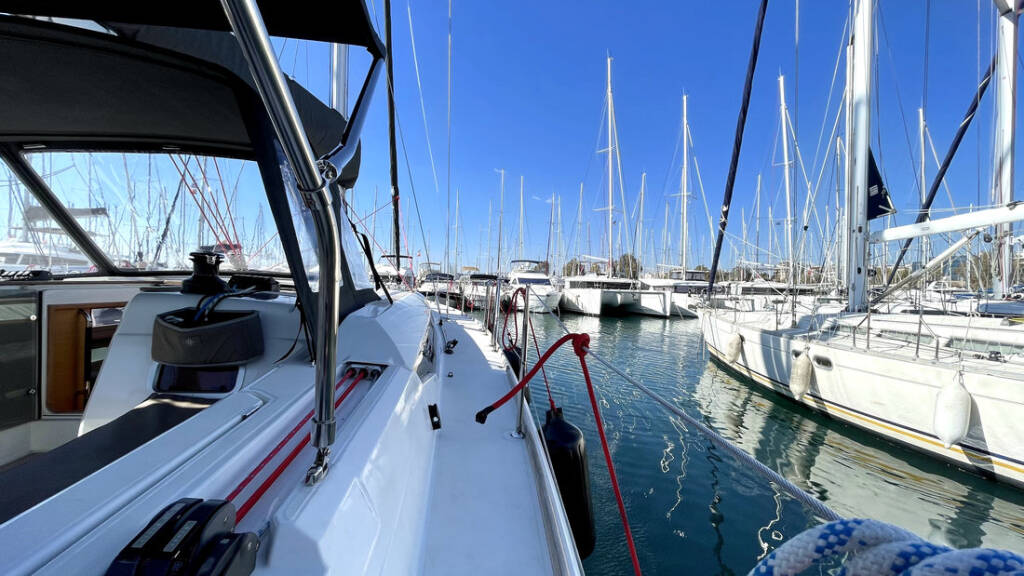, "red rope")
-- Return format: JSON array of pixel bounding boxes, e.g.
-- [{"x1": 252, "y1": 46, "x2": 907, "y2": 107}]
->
[
  {"x1": 230, "y1": 368, "x2": 365, "y2": 522},
  {"x1": 576, "y1": 349, "x2": 642, "y2": 576},
  {"x1": 501, "y1": 288, "x2": 527, "y2": 350},
  {"x1": 528, "y1": 314, "x2": 556, "y2": 411},
  {"x1": 475, "y1": 333, "x2": 642, "y2": 575}
]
